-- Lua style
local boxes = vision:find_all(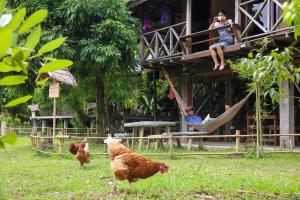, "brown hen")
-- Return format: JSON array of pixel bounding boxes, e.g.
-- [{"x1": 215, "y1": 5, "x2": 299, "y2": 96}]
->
[{"x1": 104, "y1": 137, "x2": 170, "y2": 193}]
